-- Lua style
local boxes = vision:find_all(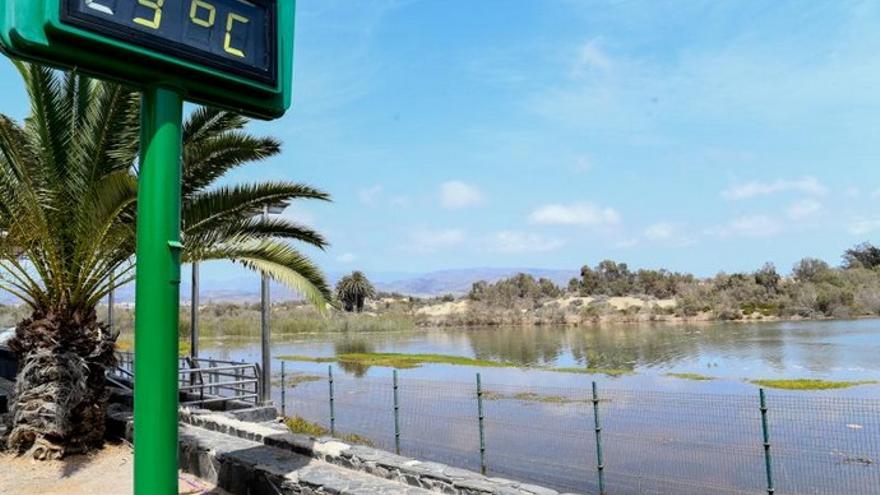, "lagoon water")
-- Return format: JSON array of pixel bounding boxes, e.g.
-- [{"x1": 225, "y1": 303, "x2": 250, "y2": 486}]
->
[
  {"x1": 194, "y1": 319, "x2": 880, "y2": 493},
  {"x1": 198, "y1": 318, "x2": 880, "y2": 396}
]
